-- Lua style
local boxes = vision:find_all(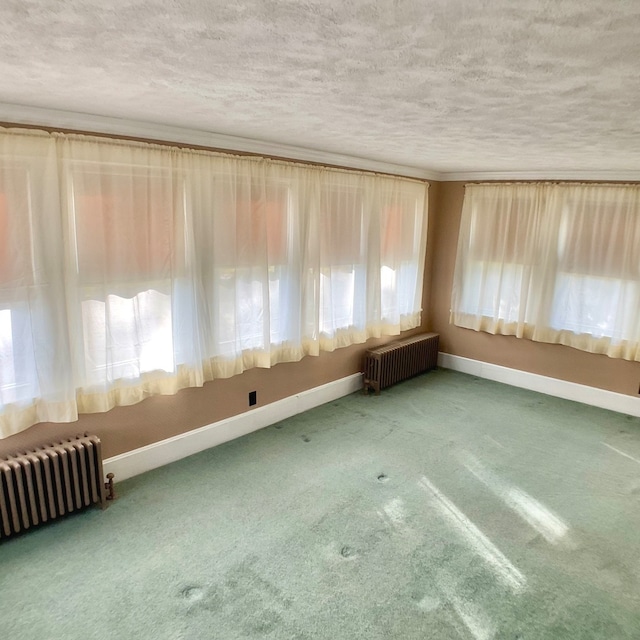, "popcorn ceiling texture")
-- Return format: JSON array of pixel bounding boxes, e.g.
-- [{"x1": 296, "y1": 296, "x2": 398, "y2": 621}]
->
[{"x1": 0, "y1": 0, "x2": 639, "y2": 173}]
